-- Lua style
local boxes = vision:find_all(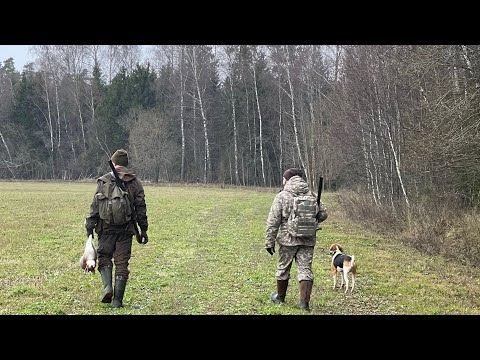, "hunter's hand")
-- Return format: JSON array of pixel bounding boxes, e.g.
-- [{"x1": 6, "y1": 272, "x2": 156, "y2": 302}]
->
[
  {"x1": 140, "y1": 230, "x2": 149, "y2": 245},
  {"x1": 266, "y1": 247, "x2": 275, "y2": 256}
]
